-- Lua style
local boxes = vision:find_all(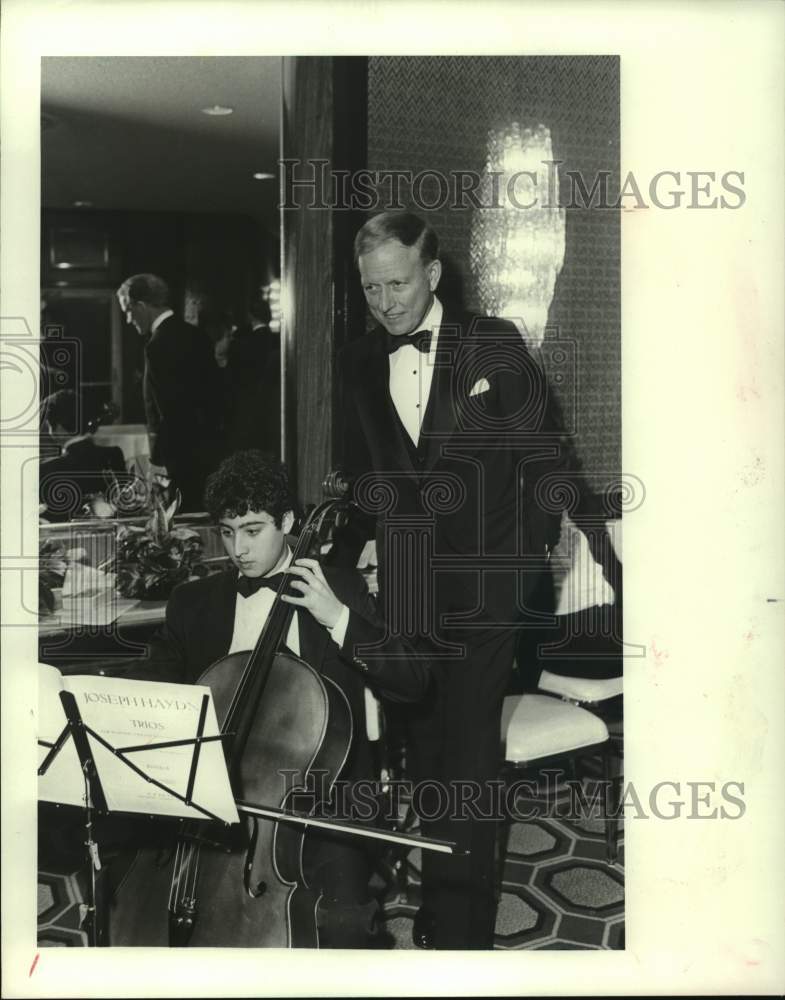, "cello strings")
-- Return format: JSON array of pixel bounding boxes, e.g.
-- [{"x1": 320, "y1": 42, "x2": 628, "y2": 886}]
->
[
  {"x1": 162, "y1": 501, "x2": 340, "y2": 931},
  {"x1": 169, "y1": 839, "x2": 195, "y2": 912},
  {"x1": 222, "y1": 511, "x2": 323, "y2": 731},
  {"x1": 168, "y1": 840, "x2": 182, "y2": 911},
  {"x1": 190, "y1": 845, "x2": 201, "y2": 903}
]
